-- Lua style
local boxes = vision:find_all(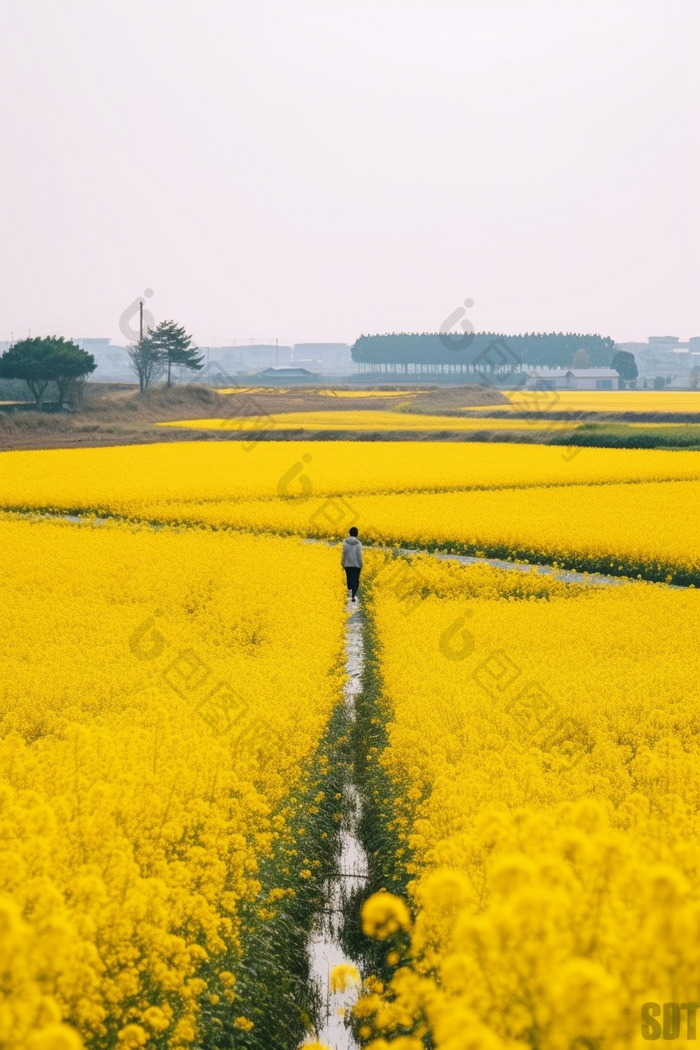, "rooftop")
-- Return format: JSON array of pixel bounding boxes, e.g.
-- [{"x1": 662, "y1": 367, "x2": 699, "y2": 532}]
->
[
  {"x1": 257, "y1": 366, "x2": 316, "y2": 377},
  {"x1": 526, "y1": 368, "x2": 619, "y2": 378}
]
